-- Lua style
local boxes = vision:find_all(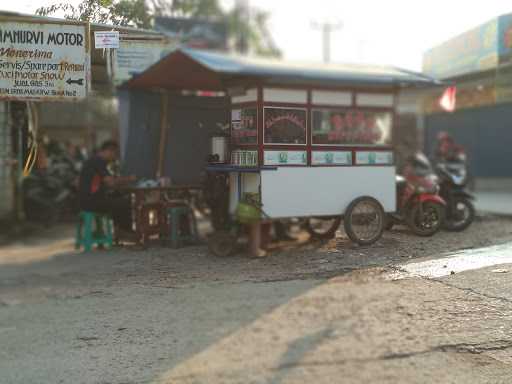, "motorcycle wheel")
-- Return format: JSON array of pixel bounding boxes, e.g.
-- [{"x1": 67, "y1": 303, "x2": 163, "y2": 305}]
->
[
  {"x1": 407, "y1": 201, "x2": 444, "y2": 237},
  {"x1": 305, "y1": 216, "x2": 342, "y2": 239},
  {"x1": 344, "y1": 196, "x2": 385, "y2": 245},
  {"x1": 207, "y1": 231, "x2": 237, "y2": 257},
  {"x1": 444, "y1": 197, "x2": 475, "y2": 232}
]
